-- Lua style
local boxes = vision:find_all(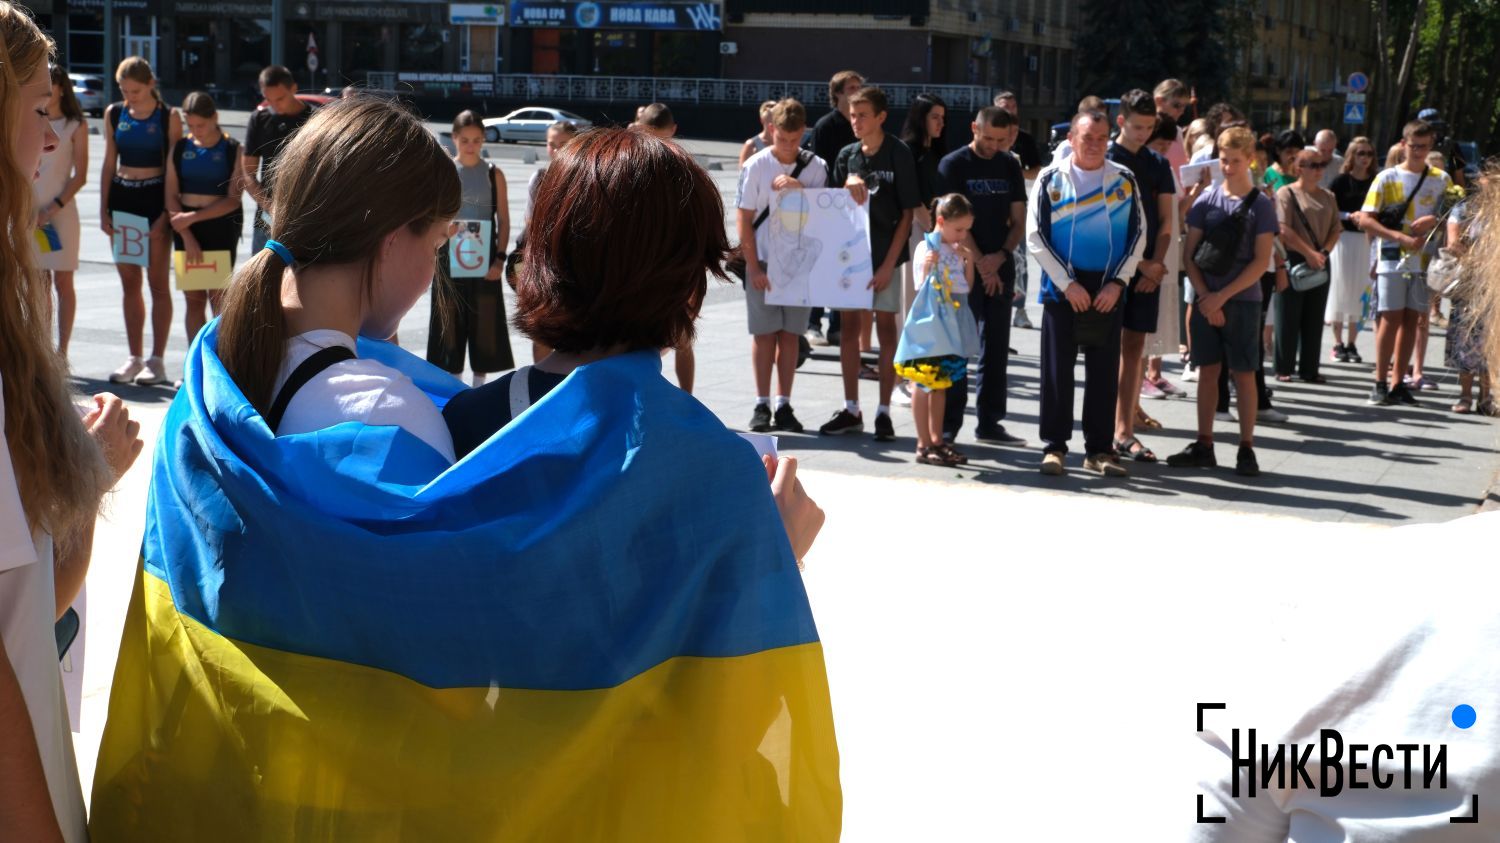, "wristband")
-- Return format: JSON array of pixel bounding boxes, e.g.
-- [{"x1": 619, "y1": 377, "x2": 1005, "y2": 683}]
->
[{"x1": 53, "y1": 197, "x2": 64, "y2": 209}]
